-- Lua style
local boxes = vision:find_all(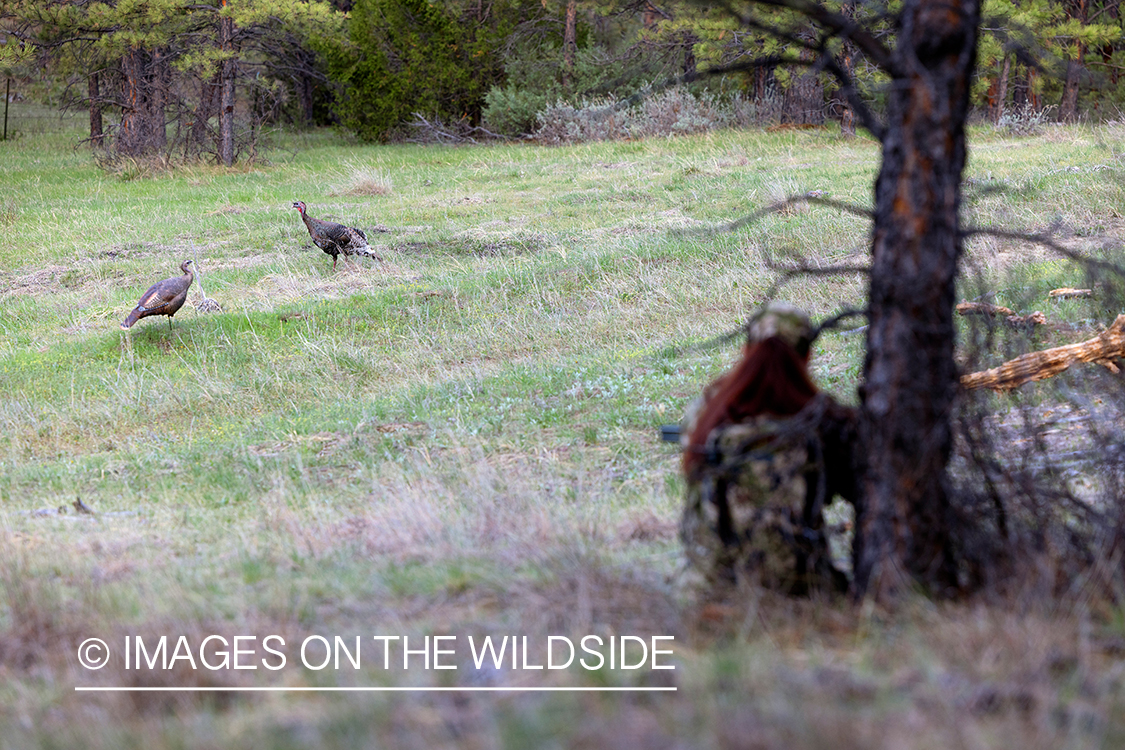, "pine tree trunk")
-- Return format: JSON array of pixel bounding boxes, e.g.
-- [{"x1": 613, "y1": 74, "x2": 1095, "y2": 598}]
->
[
  {"x1": 150, "y1": 48, "x2": 168, "y2": 153},
  {"x1": 839, "y1": 1, "x2": 857, "y2": 137},
  {"x1": 219, "y1": 10, "x2": 236, "y2": 167},
  {"x1": 88, "y1": 71, "x2": 104, "y2": 147},
  {"x1": 1059, "y1": 0, "x2": 1087, "y2": 123},
  {"x1": 562, "y1": 0, "x2": 577, "y2": 90},
  {"x1": 853, "y1": 0, "x2": 982, "y2": 599},
  {"x1": 991, "y1": 53, "x2": 1010, "y2": 124},
  {"x1": 190, "y1": 76, "x2": 219, "y2": 157},
  {"x1": 119, "y1": 47, "x2": 152, "y2": 156},
  {"x1": 1059, "y1": 51, "x2": 1084, "y2": 122},
  {"x1": 118, "y1": 47, "x2": 168, "y2": 157},
  {"x1": 782, "y1": 40, "x2": 824, "y2": 125},
  {"x1": 298, "y1": 73, "x2": 314, "y2": 127}
]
